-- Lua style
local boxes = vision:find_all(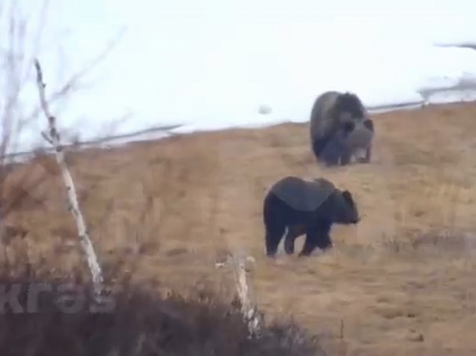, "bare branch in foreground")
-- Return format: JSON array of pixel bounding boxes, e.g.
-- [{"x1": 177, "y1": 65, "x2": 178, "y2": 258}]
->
[
  {"x1": 25, "y1": 27, "x2": 127, "y2": 130},
  {"x1": 221, "y1": 251, "x2": 262, "y2": 337},
  {"x1": 33, "y1": 58, "x2": 103, "y2": 294}
]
